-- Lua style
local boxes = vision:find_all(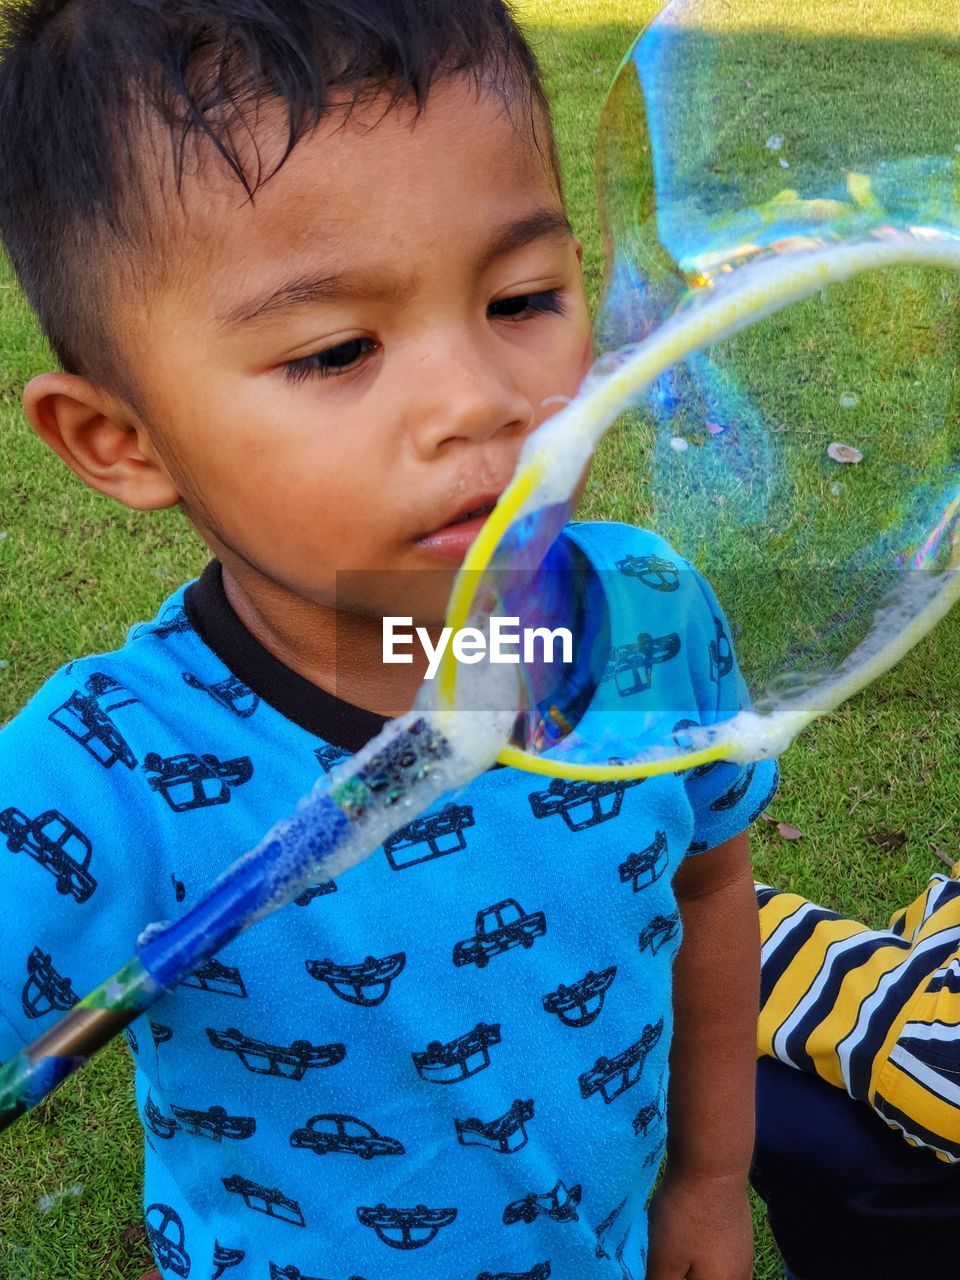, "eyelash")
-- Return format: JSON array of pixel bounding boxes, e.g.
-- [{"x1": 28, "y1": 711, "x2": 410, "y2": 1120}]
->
[{"x1": 281, "y1": 289, "x2": 567, "y2": 385}]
